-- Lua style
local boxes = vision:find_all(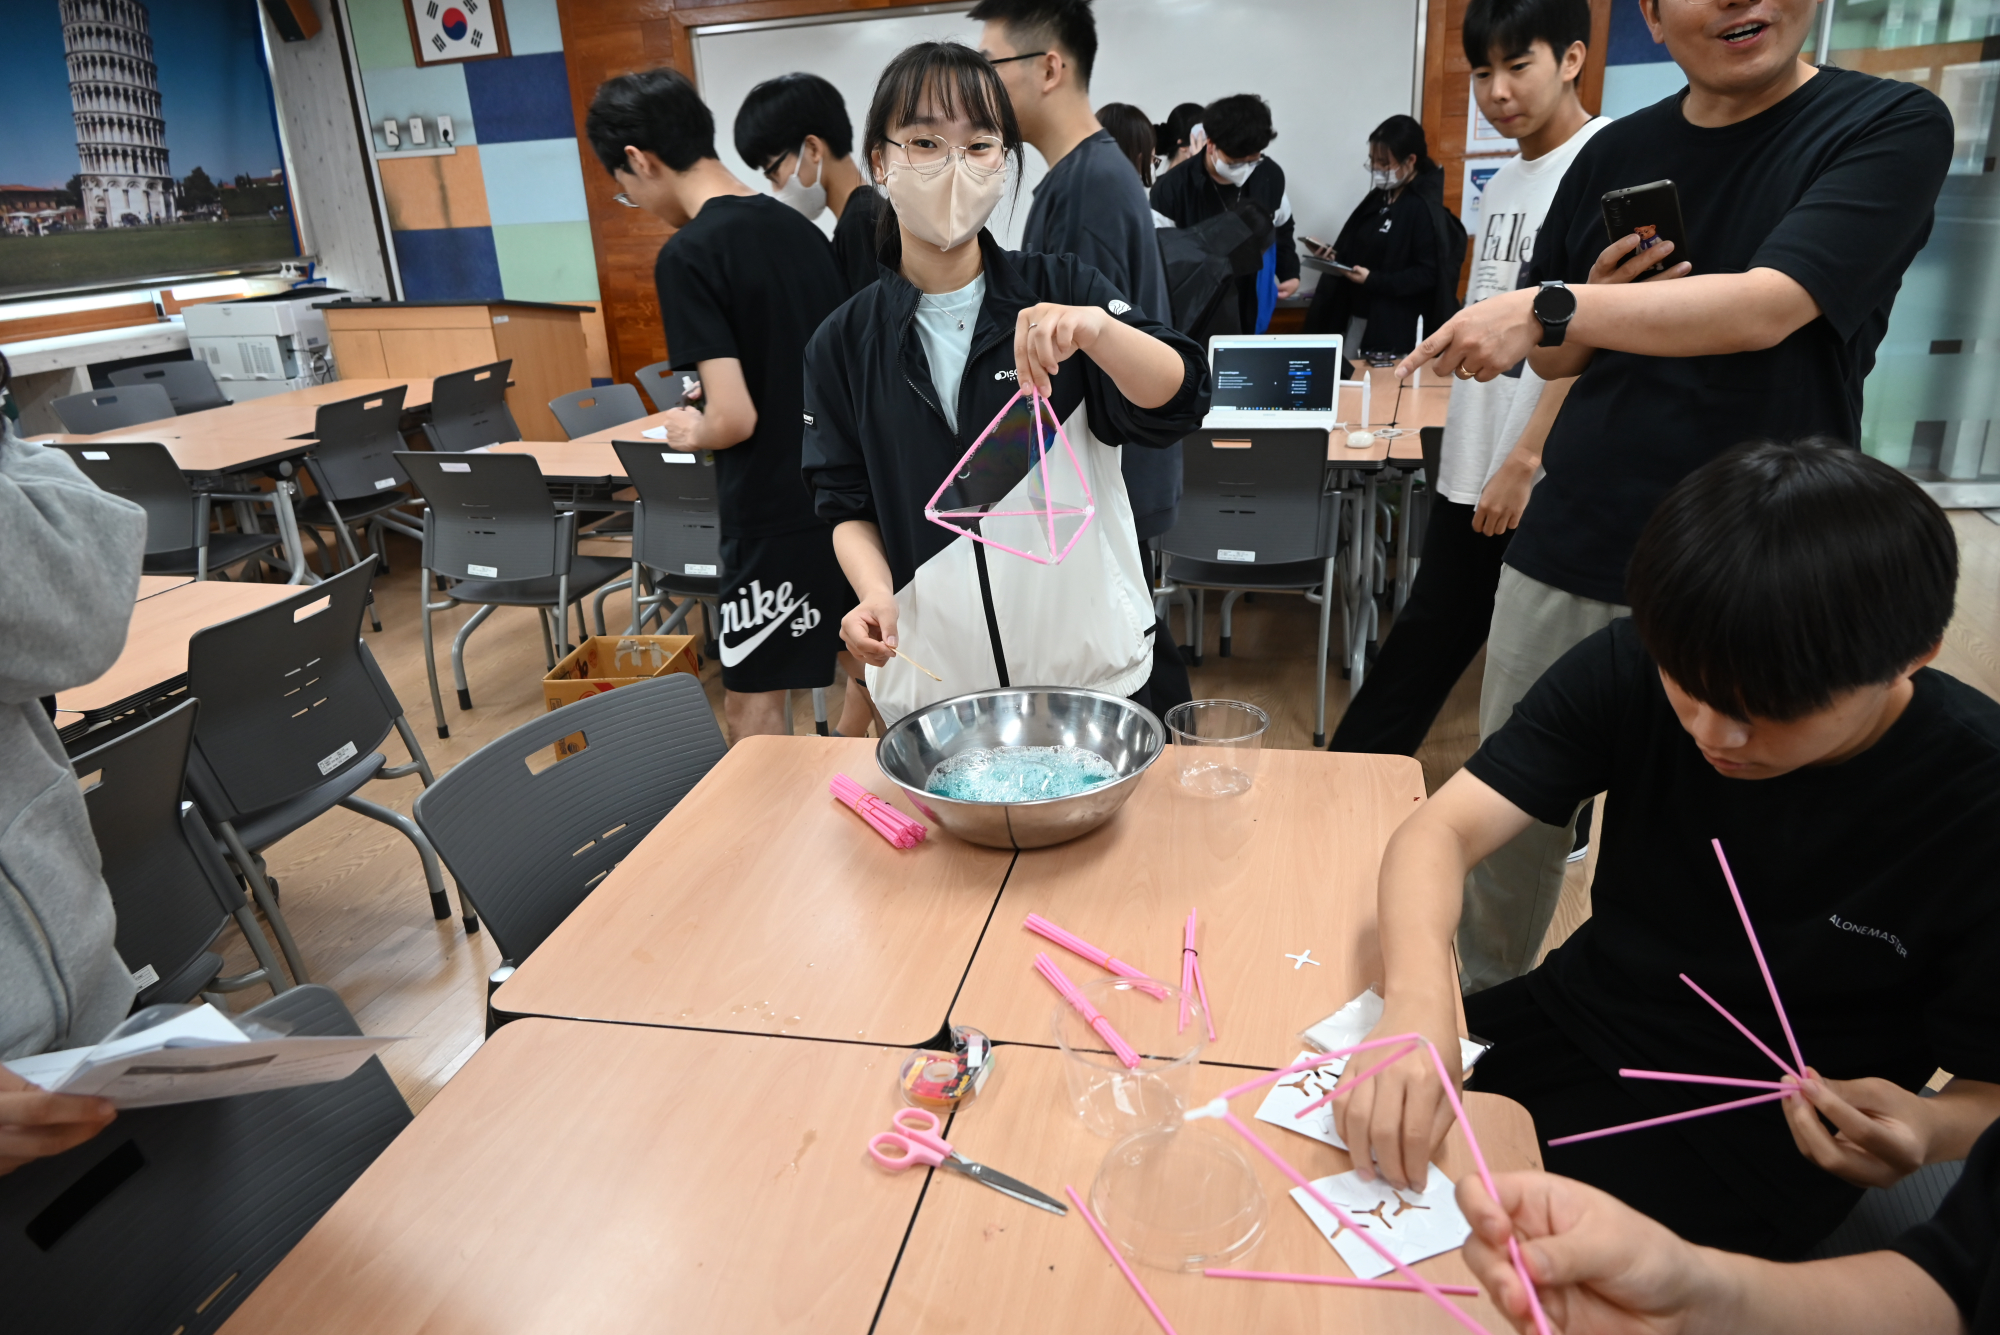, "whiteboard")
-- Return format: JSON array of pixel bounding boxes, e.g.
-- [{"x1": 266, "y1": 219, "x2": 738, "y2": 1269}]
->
[{"x1": 692, "y1": 0, "x2": 1420, "y2": 270}]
